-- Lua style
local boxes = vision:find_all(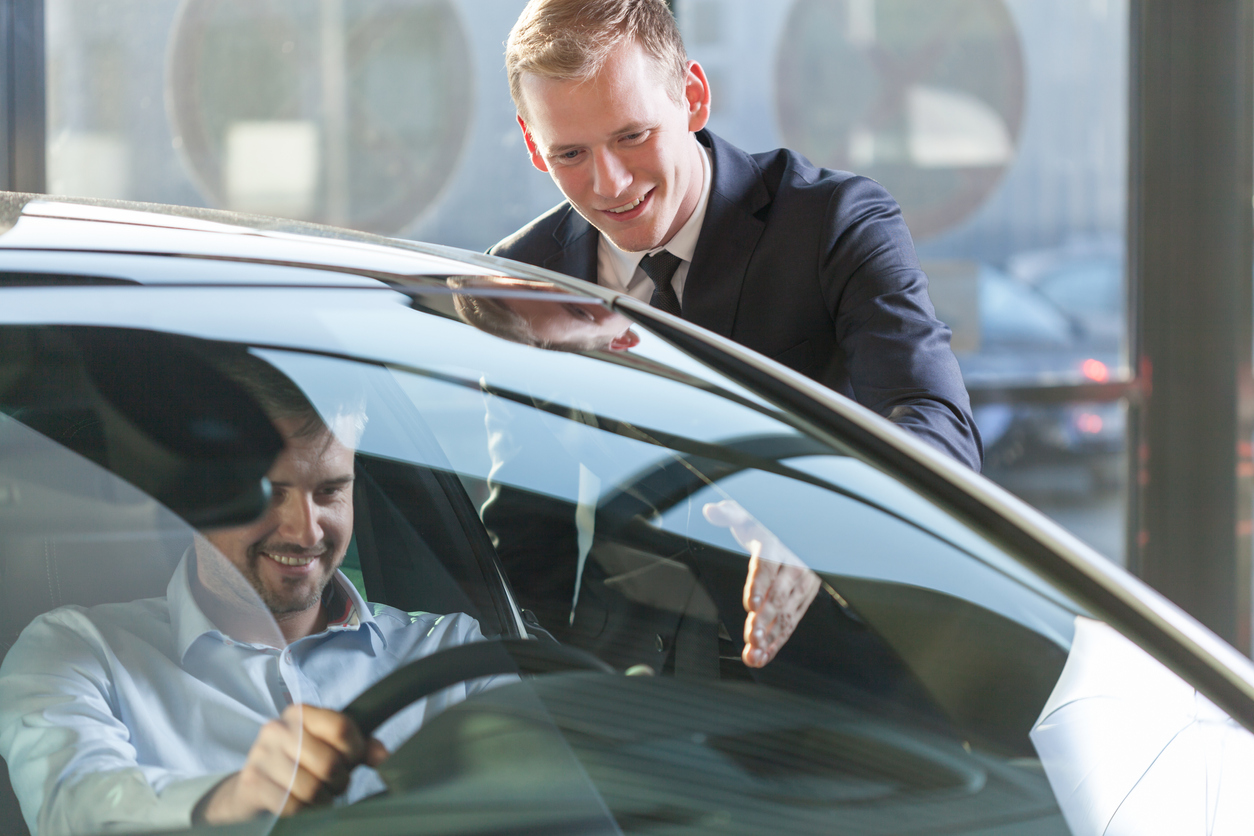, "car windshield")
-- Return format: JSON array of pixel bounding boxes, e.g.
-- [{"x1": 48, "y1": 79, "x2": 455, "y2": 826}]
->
[{"x1": 0, "y1": 264, "x2": 1249, "y2": 836}]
